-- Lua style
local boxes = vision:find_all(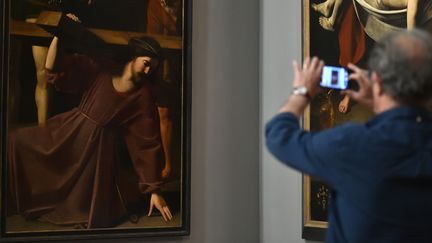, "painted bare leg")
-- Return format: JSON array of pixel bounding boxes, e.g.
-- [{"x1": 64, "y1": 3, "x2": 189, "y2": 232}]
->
[
  {"x1": 33, "y1": 45, "x2": 50, "y2": 126},
  {"x1": 312, "y1": 0, "x2": 335, "y2": 17},
  {"x1": 338, "y1": 95, "x2": 350, "y2": 113},
  {"x1": 27, "y1": 18, "x2": 50, "y2": 126}
]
